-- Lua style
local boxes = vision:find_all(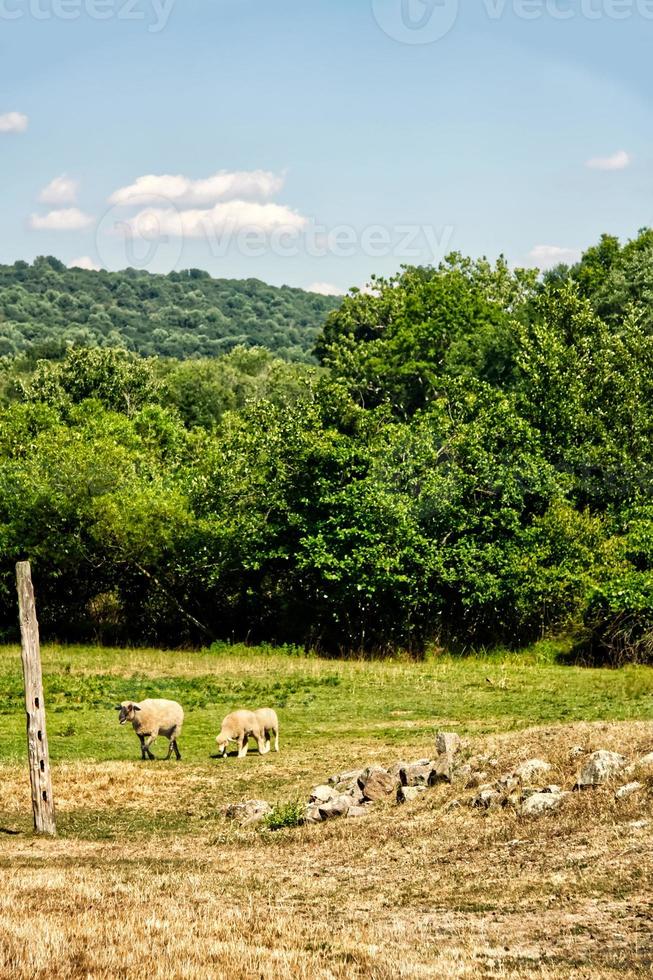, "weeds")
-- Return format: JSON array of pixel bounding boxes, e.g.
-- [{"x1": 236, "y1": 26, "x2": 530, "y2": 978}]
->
[{"x1": 263, "y1": 800, "x2": 306, "y2": 831}]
